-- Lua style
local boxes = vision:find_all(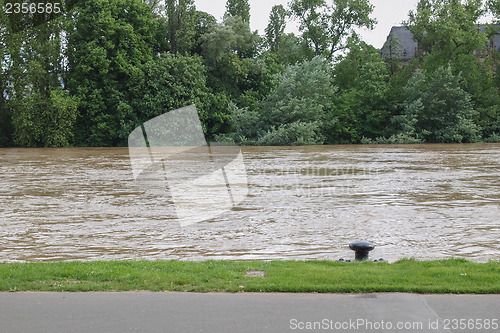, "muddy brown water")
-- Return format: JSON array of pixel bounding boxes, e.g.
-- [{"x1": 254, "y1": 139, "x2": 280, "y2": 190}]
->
[{"x1": 1, "y1": 144, "x2": 499, "y2": 262}]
